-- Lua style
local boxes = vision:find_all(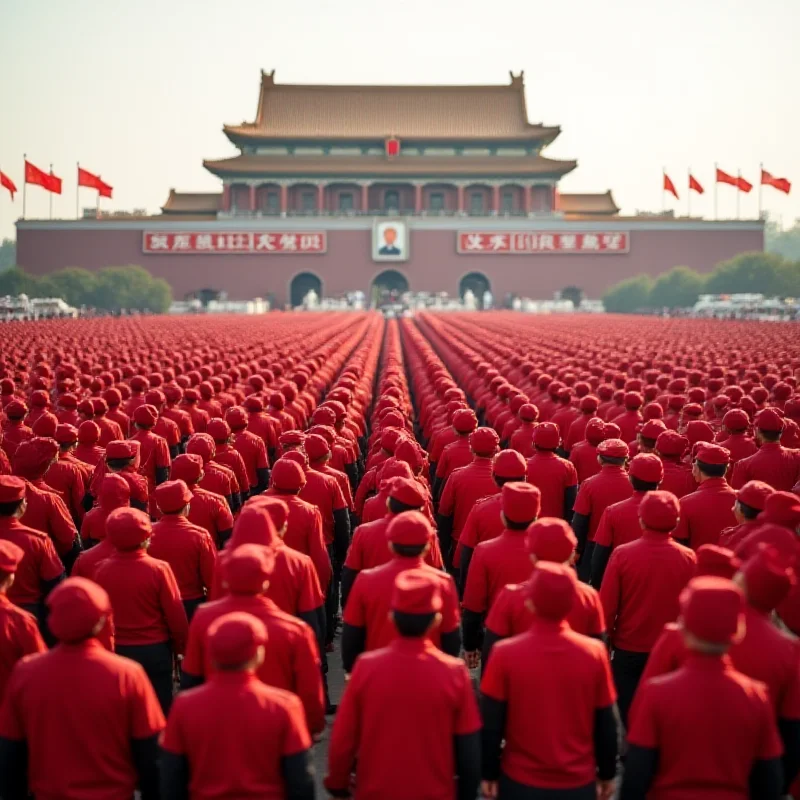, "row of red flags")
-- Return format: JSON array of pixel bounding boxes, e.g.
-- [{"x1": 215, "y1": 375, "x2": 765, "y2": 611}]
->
[
  {"x1": 664, "y1": 168, "x2": 791, "y2": 200},
  {"x1": 0, "y1": 161, "x2": 113, "y2": 200}
]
